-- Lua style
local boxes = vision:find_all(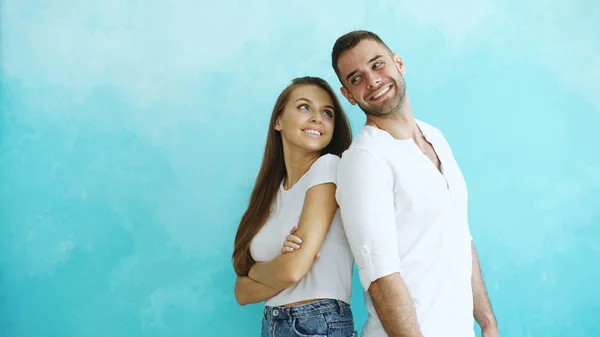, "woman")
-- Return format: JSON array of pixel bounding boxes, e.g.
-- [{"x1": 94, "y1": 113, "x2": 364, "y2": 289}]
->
[{"x1": 232, "y1": 76, "x2": 356, "y2": 337}]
